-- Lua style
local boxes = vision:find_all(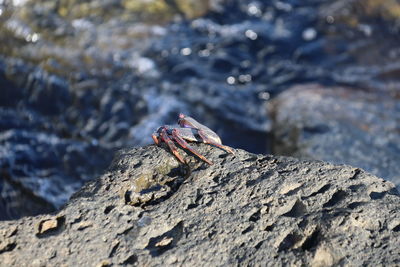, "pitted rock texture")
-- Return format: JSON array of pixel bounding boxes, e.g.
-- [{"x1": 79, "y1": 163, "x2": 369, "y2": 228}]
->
[{"x1": 0, "y1": 145, "x2": 399, "y2": 266}]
